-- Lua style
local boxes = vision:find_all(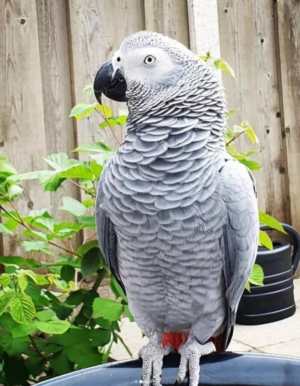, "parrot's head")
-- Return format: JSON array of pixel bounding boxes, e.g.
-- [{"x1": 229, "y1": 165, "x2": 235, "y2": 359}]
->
[{"x1": 94, "y1": 31, "x2": 207, "y2": 111}]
